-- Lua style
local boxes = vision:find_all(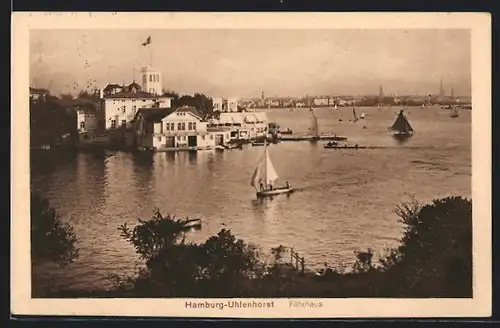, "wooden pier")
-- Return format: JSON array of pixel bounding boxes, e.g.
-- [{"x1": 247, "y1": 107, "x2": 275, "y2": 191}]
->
[
  {"x1": 280, "y1": 135, "x2": 348, "y2": 142},
  {"x1": 290, "y1": 248, "x2": 306, "y2": 274}
]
